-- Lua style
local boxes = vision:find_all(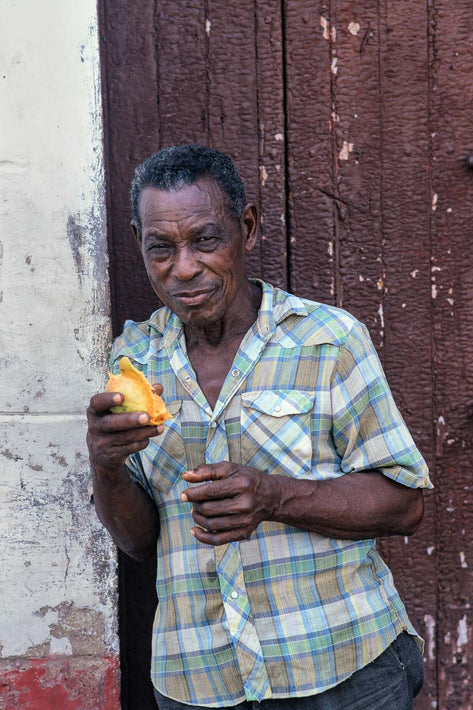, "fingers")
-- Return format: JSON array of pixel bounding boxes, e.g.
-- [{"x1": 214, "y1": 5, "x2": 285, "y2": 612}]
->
[
  {"x1": 182, "y1": 462, "x2": 237, "y2": 484},
  {"x1": 181, "y1": 480, "x2": 239, "y2": 505},
  {"x1": 87, "y1": 391, "x2": 164, "y2": 471},
  {"x1": 88, "y1": 392, "x2": 163, "y2": 432},
  {"x1": 190, "y1": 525, "x2": 253, "y2": 546}
]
